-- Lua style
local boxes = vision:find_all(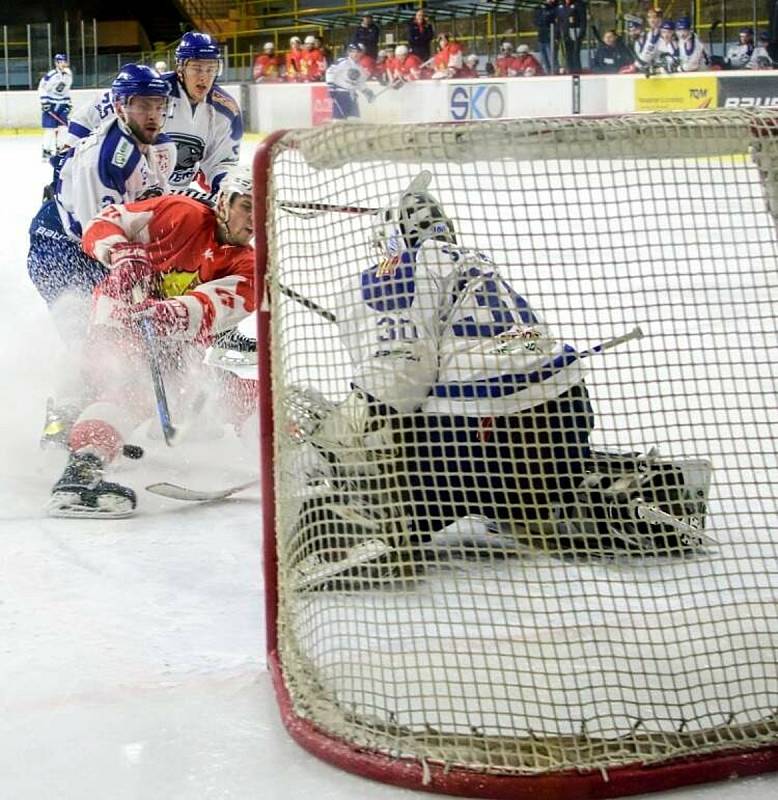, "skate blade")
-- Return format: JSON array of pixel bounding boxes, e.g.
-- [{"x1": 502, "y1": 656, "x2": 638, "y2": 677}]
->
[
  {"x1": 293, "y1": 539, "x2": 393, "y2": 591},
  {"x1": 46, "y1": 491, "x2": 136, "y2": 519}
]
